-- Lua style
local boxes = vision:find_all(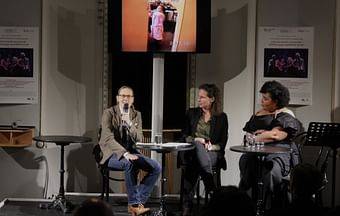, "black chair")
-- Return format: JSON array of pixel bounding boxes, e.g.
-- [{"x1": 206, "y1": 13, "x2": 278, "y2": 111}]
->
[
  {"x1": 93, "y1": 144, "x2": 125, "y2": 201},
  {"x1": 275, "y1": 131, "x2": 307, "y2": 208},
  {"x1": 278, "y1": 122, "x2": 339, "y2": 208},
  {"x1": 301, "y1": 122, "x2": 340, "y2": 207},
  {"x1": 92, "y1": 127, "x2": 125, "y2": 201},
  {"x1": 196, "y1": 165, "x2": 222, "y2": 206},
  {"x1": 179, "y1": 157, "x2": 226, "y2": 207}
]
